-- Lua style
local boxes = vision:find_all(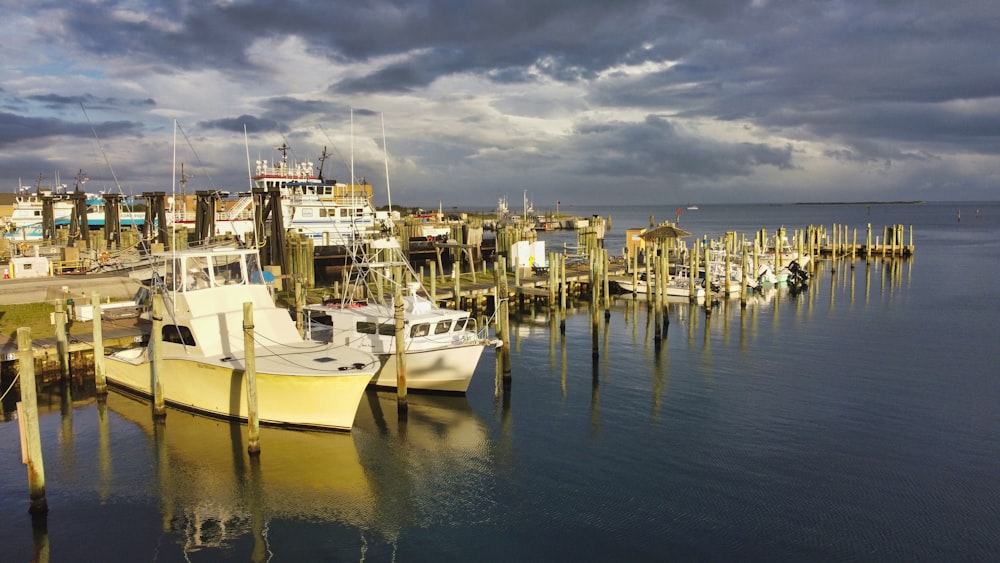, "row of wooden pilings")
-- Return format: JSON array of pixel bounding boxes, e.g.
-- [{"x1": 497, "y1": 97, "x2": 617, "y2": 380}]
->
[
  {"x1": 10, "y1": 290, "x2": 272, "y2": 525},
  {"x1": 12, "y1": 293, "x2": 112, "y2": 520}
]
